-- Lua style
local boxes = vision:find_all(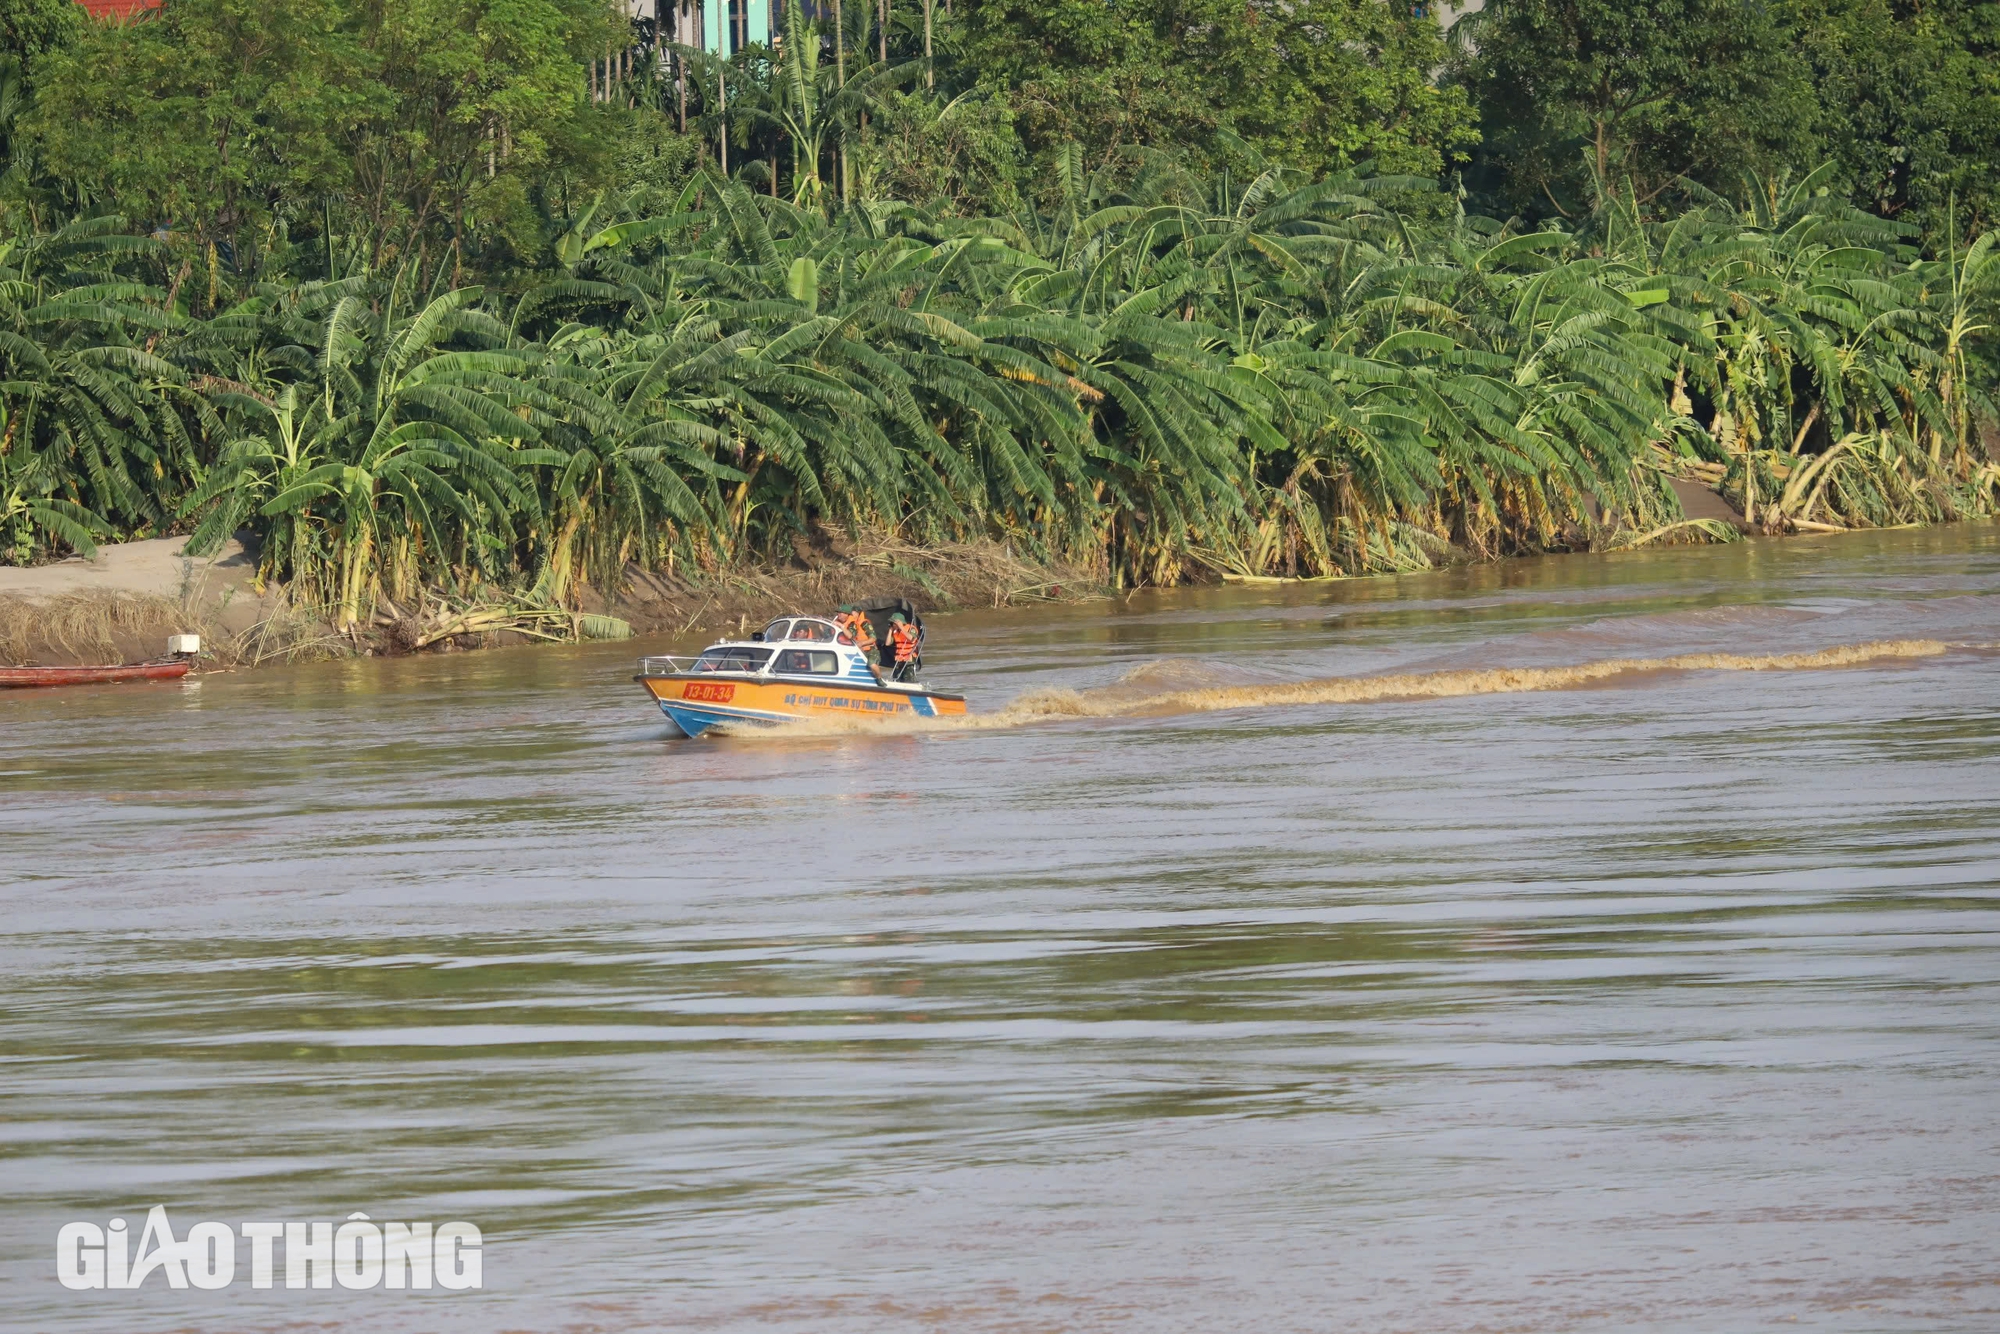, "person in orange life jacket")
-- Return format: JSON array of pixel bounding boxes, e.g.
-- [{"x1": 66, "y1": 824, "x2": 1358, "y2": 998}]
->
[
  {"x1": 887, "y1": 613, "x2": 920, "y2": 681},
  {"x1": 834, "y1": 607, "x2": 877, "y2": 655}
]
